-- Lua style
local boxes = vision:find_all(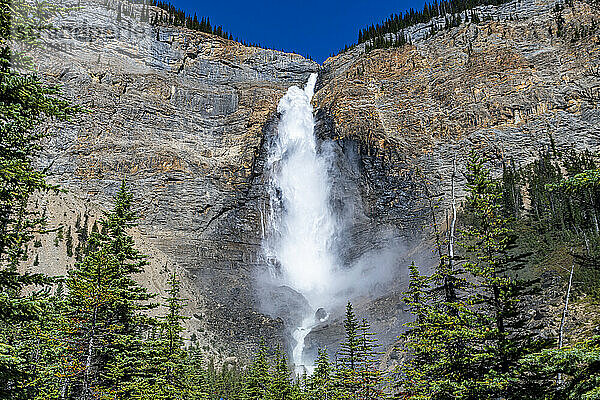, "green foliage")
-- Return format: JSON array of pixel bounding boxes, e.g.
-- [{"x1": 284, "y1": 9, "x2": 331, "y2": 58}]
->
[
  {"x1": 123, "y1": 271, "x2": 190, "y2": 399},
  {"x1": 336, "y1": 302, "x2": 384, "y2": 399},
  {"x1": 501, "y1": 148, "x2": 600, "y2": 299},
  {"x1": 205, "y1": 356, "x2": 242, "y2": 400},
  {"x1": 0, "y1": 4, "x2": 76, "y2": 266},
  {"x1": 358, "y1": 0, "x2": 512, "y2": 51},
  {"x1": 150, "y1": 0, "x2": 232, "y2": 40},
  {"x1": 519, "y1": 336, "x2": 600, "y2": 400},
  {"x1": 400, "y1": 262, "x2": 490, "y2": 399},
  {"x1": 306, "y1": 349, "x2": 334, "y2": 400},
  {"x1": 399, "y1": 152, "x2": 545, "y2": 400},
  {"x1": 502, "y1": 158, "x2": 522, "y2": 219},
  {"x1": 66, "y1": 225, "x2": 73, "y2": 257},
  {"x1": 267, "y1": 350, "x2": 294, "y2": 400},
  {"x1": 0, "y1": 0, "x2": 78, "y2": 396},
  {"x1": 62, "y1": 182, "x2": 155, "y2": 399},
  {"x1": 2, "y1": 1, "x2": 599, "y2": 395},
  {"x1": 242, "y1": 342, "x2": 270, "y2": 400},
  {"x1": 365, "y1": 32, "x2": 407, "y2": 52},
  {"x1": 524, "y1": 149, "x2": 599, "y2": 235}
]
